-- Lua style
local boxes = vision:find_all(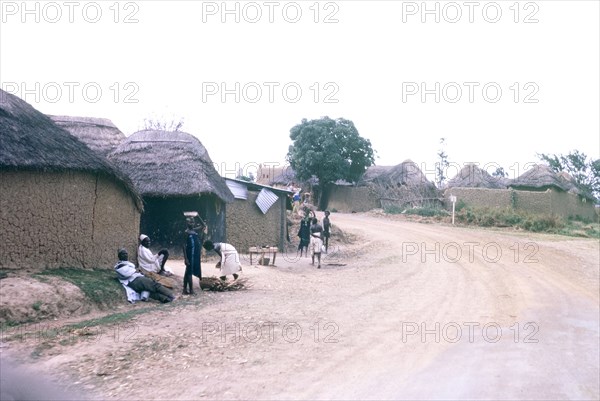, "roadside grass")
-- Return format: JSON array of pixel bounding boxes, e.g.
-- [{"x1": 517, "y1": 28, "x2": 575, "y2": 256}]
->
[
  {"x1": 384, "y1": 205, "x2": 449, "y2": 217},
  {"x1": 382, "y1": 205, "x2": 599, "y2": 238},
  {"x1": 454, "y1": 207, "x2": 599, "y2": 238},
  {"x1": 34, "y1": 268, "x2": 123, "y2": 308}
]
